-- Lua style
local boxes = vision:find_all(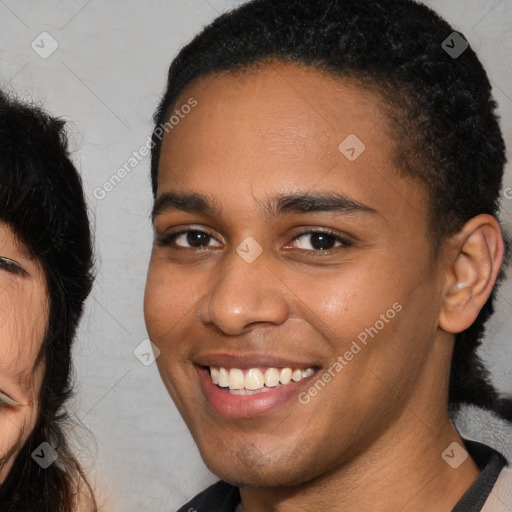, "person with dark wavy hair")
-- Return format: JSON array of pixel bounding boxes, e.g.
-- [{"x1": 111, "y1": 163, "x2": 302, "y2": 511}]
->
[
  {"x1": 144, "y1": 0, "x2": 512, "y2": 510},
  {"x1": 0, "y1": 90, "x2": 97, "y2": 511}
]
